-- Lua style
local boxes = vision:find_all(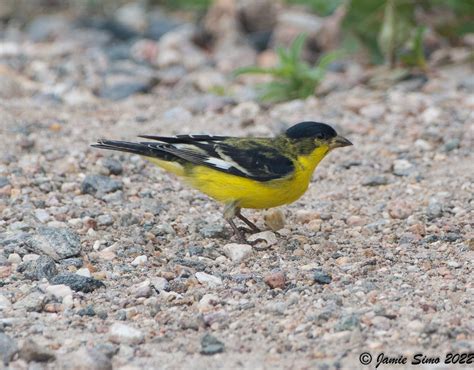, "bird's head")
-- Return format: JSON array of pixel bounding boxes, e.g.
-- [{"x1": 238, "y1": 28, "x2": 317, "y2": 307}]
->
[{"x1": 285, "y1": 121, "x2": 352, "y2": 154}]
